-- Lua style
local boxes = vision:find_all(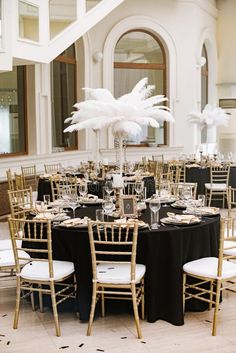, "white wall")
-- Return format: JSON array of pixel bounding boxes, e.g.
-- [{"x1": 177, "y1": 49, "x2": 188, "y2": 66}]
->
[{"x1": 0, "y1": 0, "x2": 219, "y2": 178}]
